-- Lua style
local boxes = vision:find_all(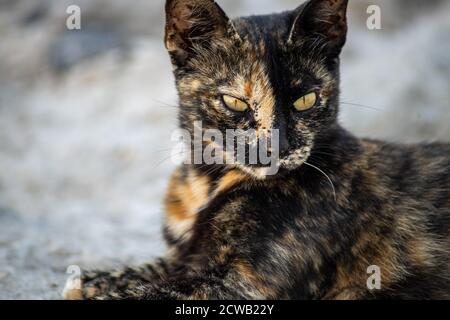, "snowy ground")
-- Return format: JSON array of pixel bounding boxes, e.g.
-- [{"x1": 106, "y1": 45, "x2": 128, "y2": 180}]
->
[{"x1": 0, "y1": 0, "x2": 449, "y2": 299}]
